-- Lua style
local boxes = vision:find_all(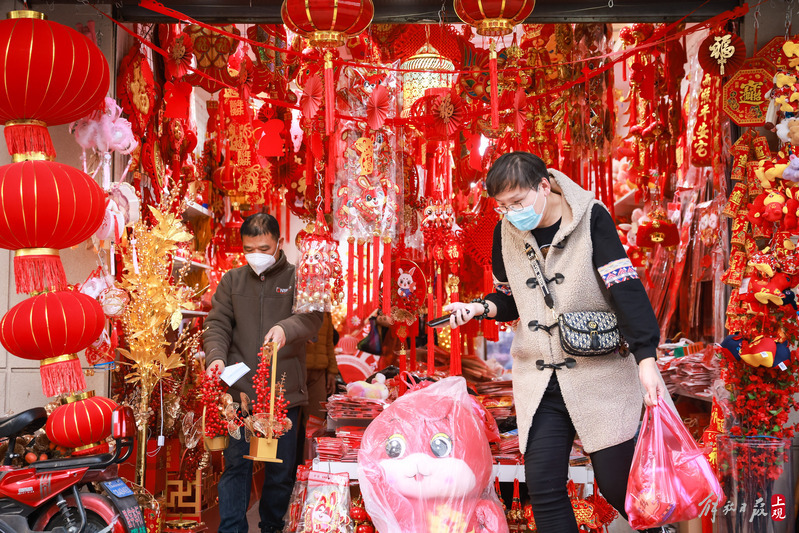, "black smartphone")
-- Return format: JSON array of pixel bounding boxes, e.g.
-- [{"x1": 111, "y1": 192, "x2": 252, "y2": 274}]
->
[{"x1": 427, "y1": 314, "x2": 453, "y2": 328}]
